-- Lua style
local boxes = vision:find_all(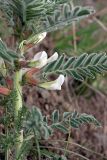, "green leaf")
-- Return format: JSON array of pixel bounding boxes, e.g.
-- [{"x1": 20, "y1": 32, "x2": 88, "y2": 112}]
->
[
  {"x1": 52, "y1": 110, "x2": 59, "y2": 123},
  {"x1": 63, "y1": 3, "x2": 71, "y2": 19},
  {"x1": 99, "y1": 64, "x2": 107, "y2": 71},
  {"x1": 43, "y1": 116, "x2": 48, "y2": 124},
  {"x1": 53, "y1": 55, "x2": 64, "y2": 70},
  {"x1": 7, "y1": 50, "x2": 19, "y2": 59},
  {"x1": 63, "y1": 112, "x2": 71, "y2": 119},
  {"x1": 83, "y1": 53, "x2": 96, "y2": 66},
  {"x1": 90, "y1": 53, "x2": 104, "y2": 65},
  {"x1": 73, "y1": 53, "x2": 87, "y2": 68},
  {"x1": 70, "y1": 113, "x2": 101, "y2": 128},
  {"x1": 44, "y1": 61, "x2": 56, "y2": 73},
  {"x1": 88, "y1": 66, "x2": 102, "y2": 74},
  {"x1": 0, "y1": 1, "x2": 95, "y2": 34},
  {"x1": 76, "y1": 8, "x2": 93, "y2": 16},
  {"x1": 43, "y1": 53, "x2": 107, "y2": 81},
  {"x1": 0, "y1": 38, "x2": 7, "y2": 50},
  {"x1": 0, "y1": 43, "x2": 12, "y2": 63},
  {"x1": 67, "y1": 70, "x2": 84, "y2": 81},
  {"x1": 70, "y1": 119, "x2": 79, "y2": 128},
  {"x1": 63, "y1": 57, "x2": 75, "y2": 69},
  {"x1": 79, "y1": 113, "x2": 101, "y2": 126},
  {"x1": 28, "y1": 107, "x2": 43, "y2": 126},
  {"x1": 41, "y1": 126, "x2": 50, "y2": 139},
  {"x1": 77, "y1": 68, "x2": 95, "y2": 79},
  {"x1": 52, "y1": 124, "x2": 68, "y2": 133},
  {"x1": 0, "y1": 52, "x2": 12, "y2": 63},
  {"x1": 0, "y1": 39, "x2": 18, "y2": 63},
  {"x1": 99, "y1": 54, "x2": 107, "y2": 64},
  {"x1": 59, "y1": 155, "x2": 67, "y2": 160}
]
